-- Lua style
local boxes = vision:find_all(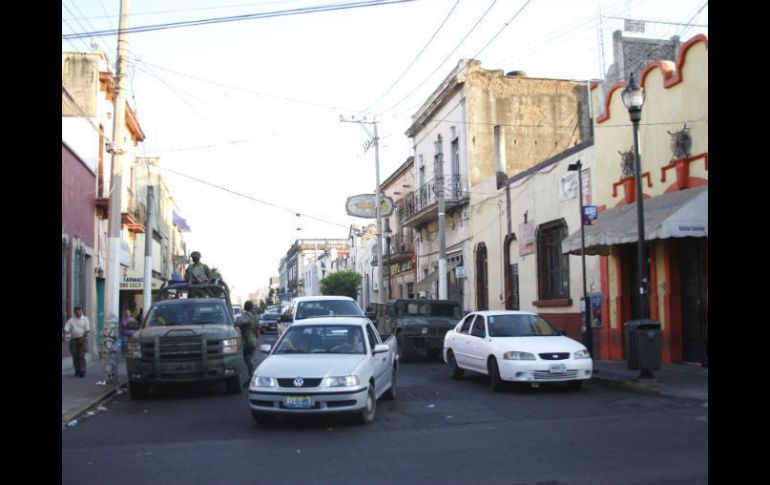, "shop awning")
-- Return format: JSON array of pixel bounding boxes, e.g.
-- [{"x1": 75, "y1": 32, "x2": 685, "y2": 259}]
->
[
  {"x1": 562, "y1": 185, "x2": 707, "y2": 256},
  {"x1": 415, "y1": 261, "x2": 460, "y2": 292}
]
